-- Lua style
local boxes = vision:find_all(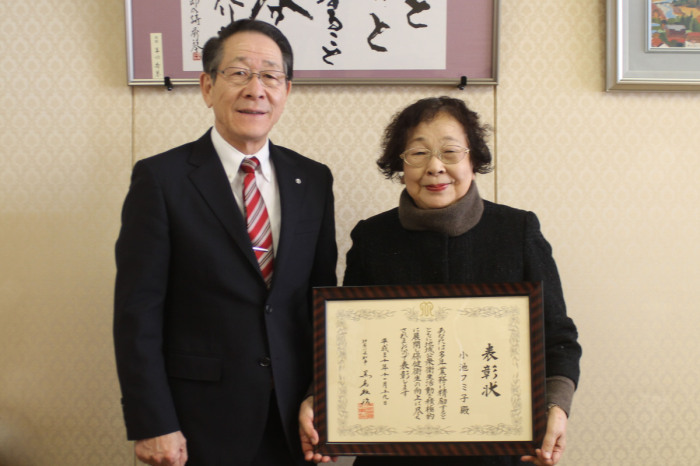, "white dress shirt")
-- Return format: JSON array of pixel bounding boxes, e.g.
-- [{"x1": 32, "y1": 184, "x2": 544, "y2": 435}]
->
[{"x1": 210, "y1": 127, "x2": 281, "y2": 256}]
